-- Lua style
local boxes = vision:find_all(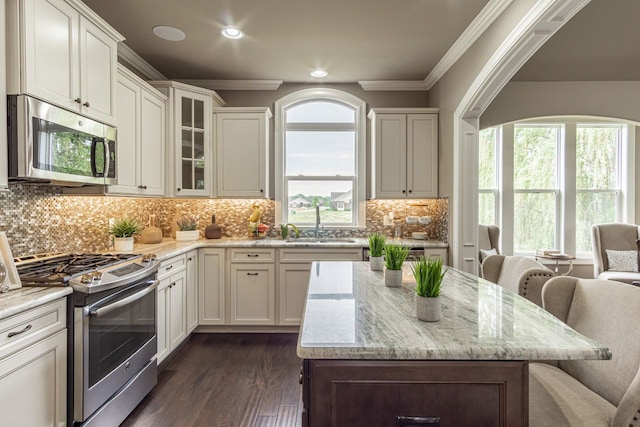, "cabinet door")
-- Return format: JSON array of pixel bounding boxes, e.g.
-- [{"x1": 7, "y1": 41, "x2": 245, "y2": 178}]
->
[
  {"x1": 230, "y1": 264, "x2": 275, "y2": 325},
  {"x1": 424, "y1": 248, "x2": 448, "y2": 266},
  {"x1": 185, "y1": 250, "x2": 198, "y2": 333},
  {"x1": 139, "y1": 88, "x2": 166, "y2": 195},
  {"x1": 156, "y1": 278, "x2": 169, "y2": 364},
  {"x1": 407, "y1": 114, "x2": 438, "y2": 198},
  {"x1": 169, "y1": 275, "x2": 186, "y2": 351},
  {"x1": 111, "y1": 74, "x2": 140, "y2": 194},
  {"x1": 0, "y1": 330, "x2": 66, "y2": 427},
  {"x1": 374, "y1": 114, "x2": 407, "y2": 198},
  {"x1": 79, "y1": 16, "x2": 117, "y2": 125},
  {"x1": 278, "y1": 263, "x2": 312, "y2": 326},
  {"x1": 216, "y1": 112, "x2": 267, "y2": 198},
  {"x1": 23, "y1": 0, "x2": 79, "y2": 111},
  {"x1": 198, "y1": 248, "x2": 226, "y2": 325},
  {"x1": 174, "y1": 90, "x2": 212, "y2": 196}
]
